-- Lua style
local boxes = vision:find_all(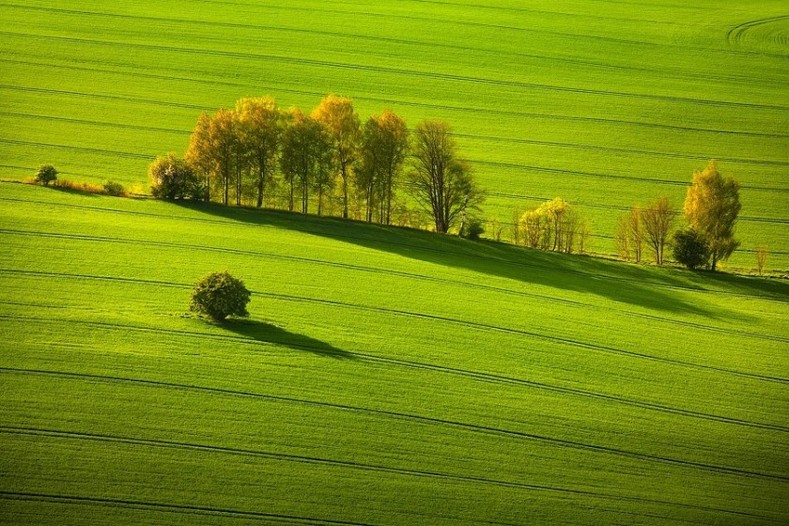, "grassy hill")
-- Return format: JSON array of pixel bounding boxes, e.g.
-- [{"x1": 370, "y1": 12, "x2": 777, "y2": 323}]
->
[
  {"x1": 1, "y1": 182, "x2": 787, "y2": 524},
  {"x1": 0, "y1": 0, "x2": 787, "y2": 269}
]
